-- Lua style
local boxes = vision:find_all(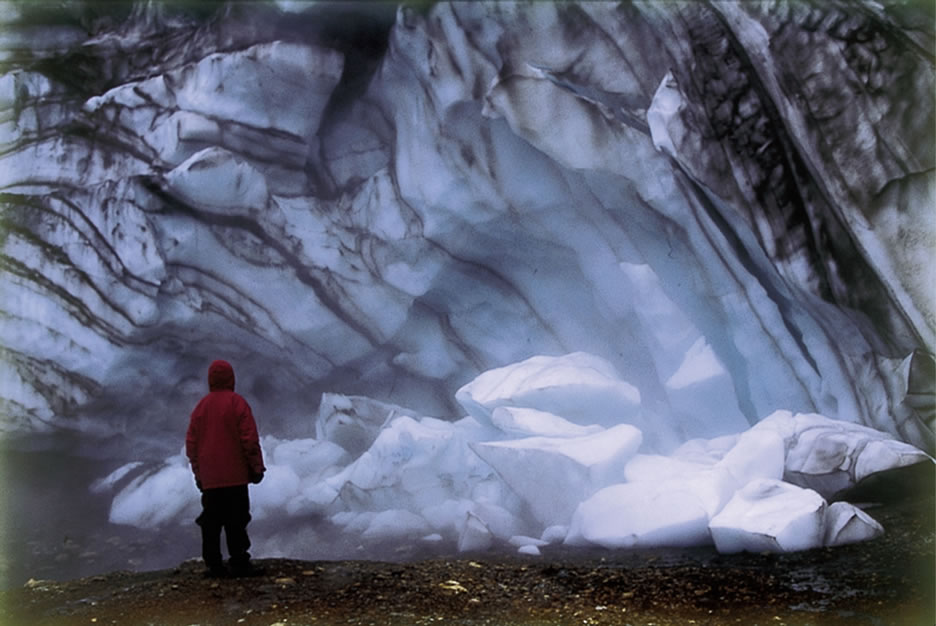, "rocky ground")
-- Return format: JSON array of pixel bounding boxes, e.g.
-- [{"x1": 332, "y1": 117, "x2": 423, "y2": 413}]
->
[{"x1": 2, "y1": 486, "x2": 932, "y2": 626}]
